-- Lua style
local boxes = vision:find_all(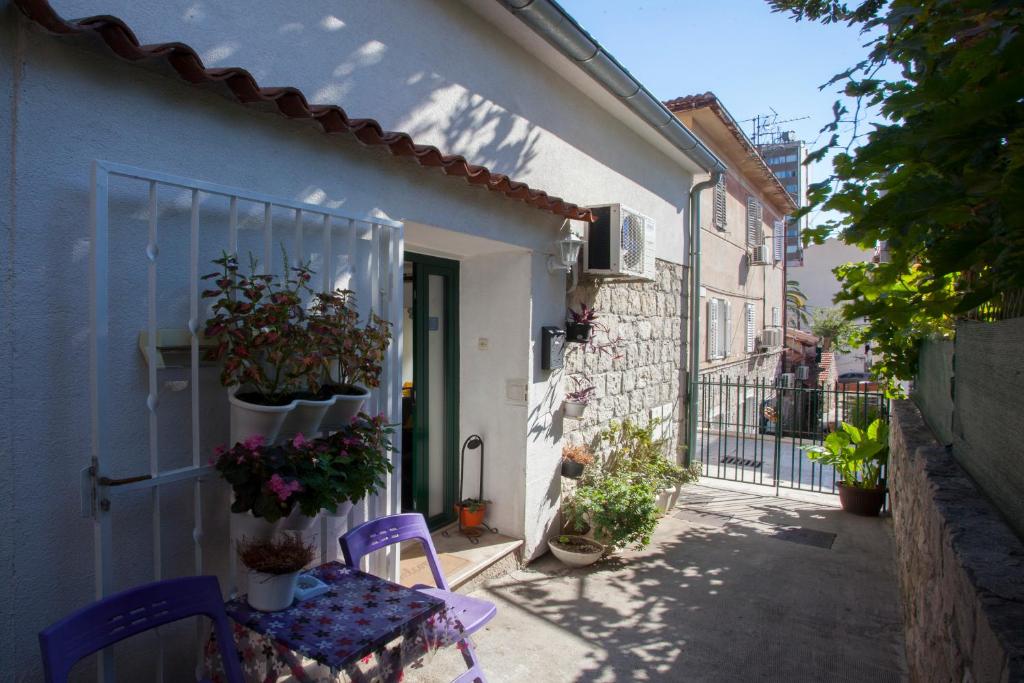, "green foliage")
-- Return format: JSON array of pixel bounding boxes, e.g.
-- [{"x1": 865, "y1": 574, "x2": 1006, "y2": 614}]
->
[
  {"x1": 805, "y1": 418, "x2": 889, "y2": 489},
  {"x1": 769, "y1": 0, "x2": 1024, "y2": 388},
  {"x1": 787, "y1": 280, "x2": 810, "y2": 326},
  {"x1": 563, "y1": 471, "x2": 659, "y2": 551},
  {"x1": 810, "y1": 306, "x2": 857, "y2": 353},
  {"x1": 600, "y1": 418, "x2": 700, "y2": 488}
]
